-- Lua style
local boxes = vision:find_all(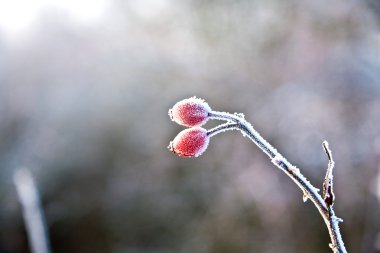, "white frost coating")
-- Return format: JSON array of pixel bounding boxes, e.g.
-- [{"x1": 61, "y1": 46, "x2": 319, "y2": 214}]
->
[
  {"x1": 329, "y1": 209, "x2": 346, "y2": 253},
  {"x1": 332, "y1": 216, "x2": 344, "y2": 223},
  {"x1": 206, "y1": 122, "x2": 239, "y2": 138},
  {"x1": 211, "y1": 109, "x2": 277, "y2": 158},
  {"x1": 209, "y1": 110, "x2": 279, "y2": 158},
  {"x1": 233, "y1": 112, "x2": 245, "y2": 119},
  {"x1": 209, "y1": 111, "x2": 239, "y2": 122},
  {"x1": 289, "y1": 165, "x2": 300, "y2": 174}
]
